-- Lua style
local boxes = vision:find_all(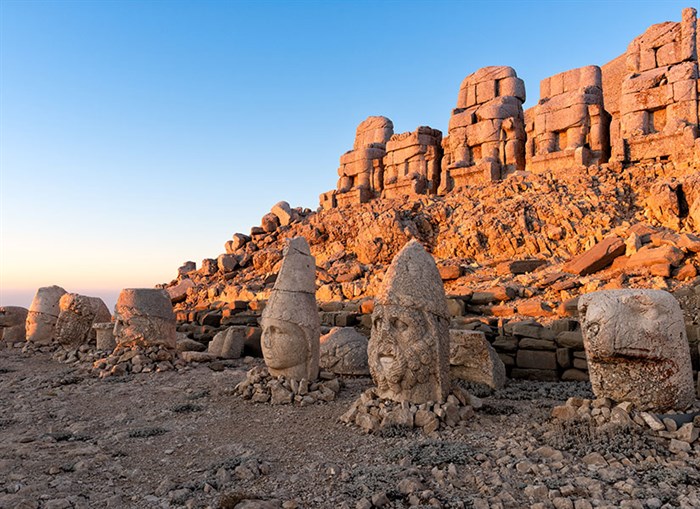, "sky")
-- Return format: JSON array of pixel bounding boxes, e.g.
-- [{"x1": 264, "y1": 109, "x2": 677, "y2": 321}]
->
[{"x1": 0, "y1": 0, "x2": 693, "y2": 310}]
